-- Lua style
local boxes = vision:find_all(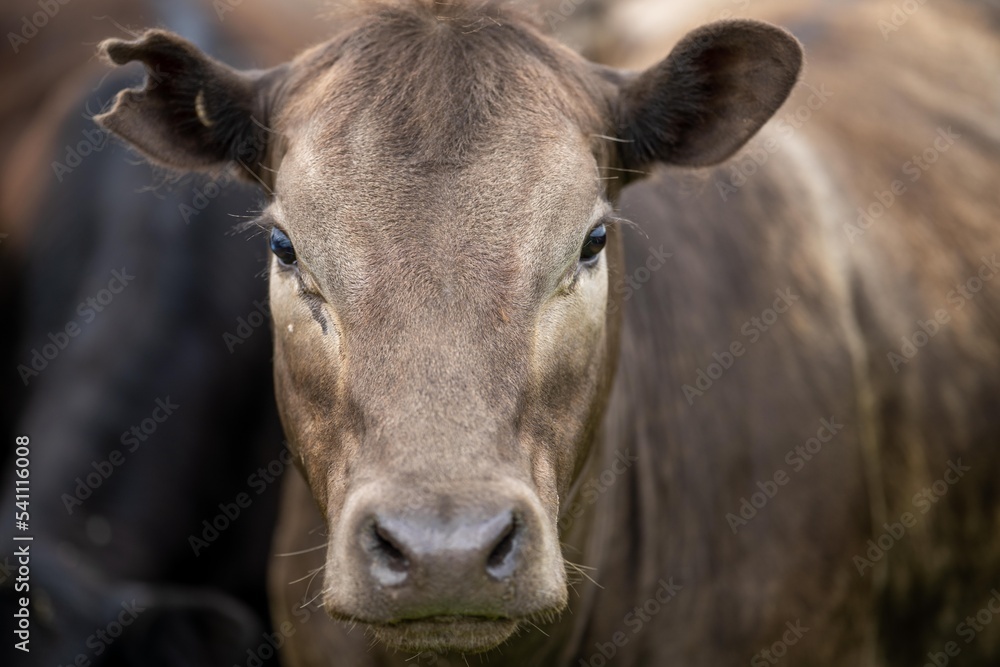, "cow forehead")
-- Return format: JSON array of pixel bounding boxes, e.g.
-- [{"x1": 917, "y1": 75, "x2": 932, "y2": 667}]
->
[
  {"x1": 272, "y1": 117, "x2": 604, "y2": 304},
  {"x1": 267, "y1": 13, "x2": 612, "y2": 311},
  {"x1": 270, "y1": 6, "x2": 610, "y2": 227},
  {"x1": 278, "y1": 111, "x2": 601, "y2": 226}
]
